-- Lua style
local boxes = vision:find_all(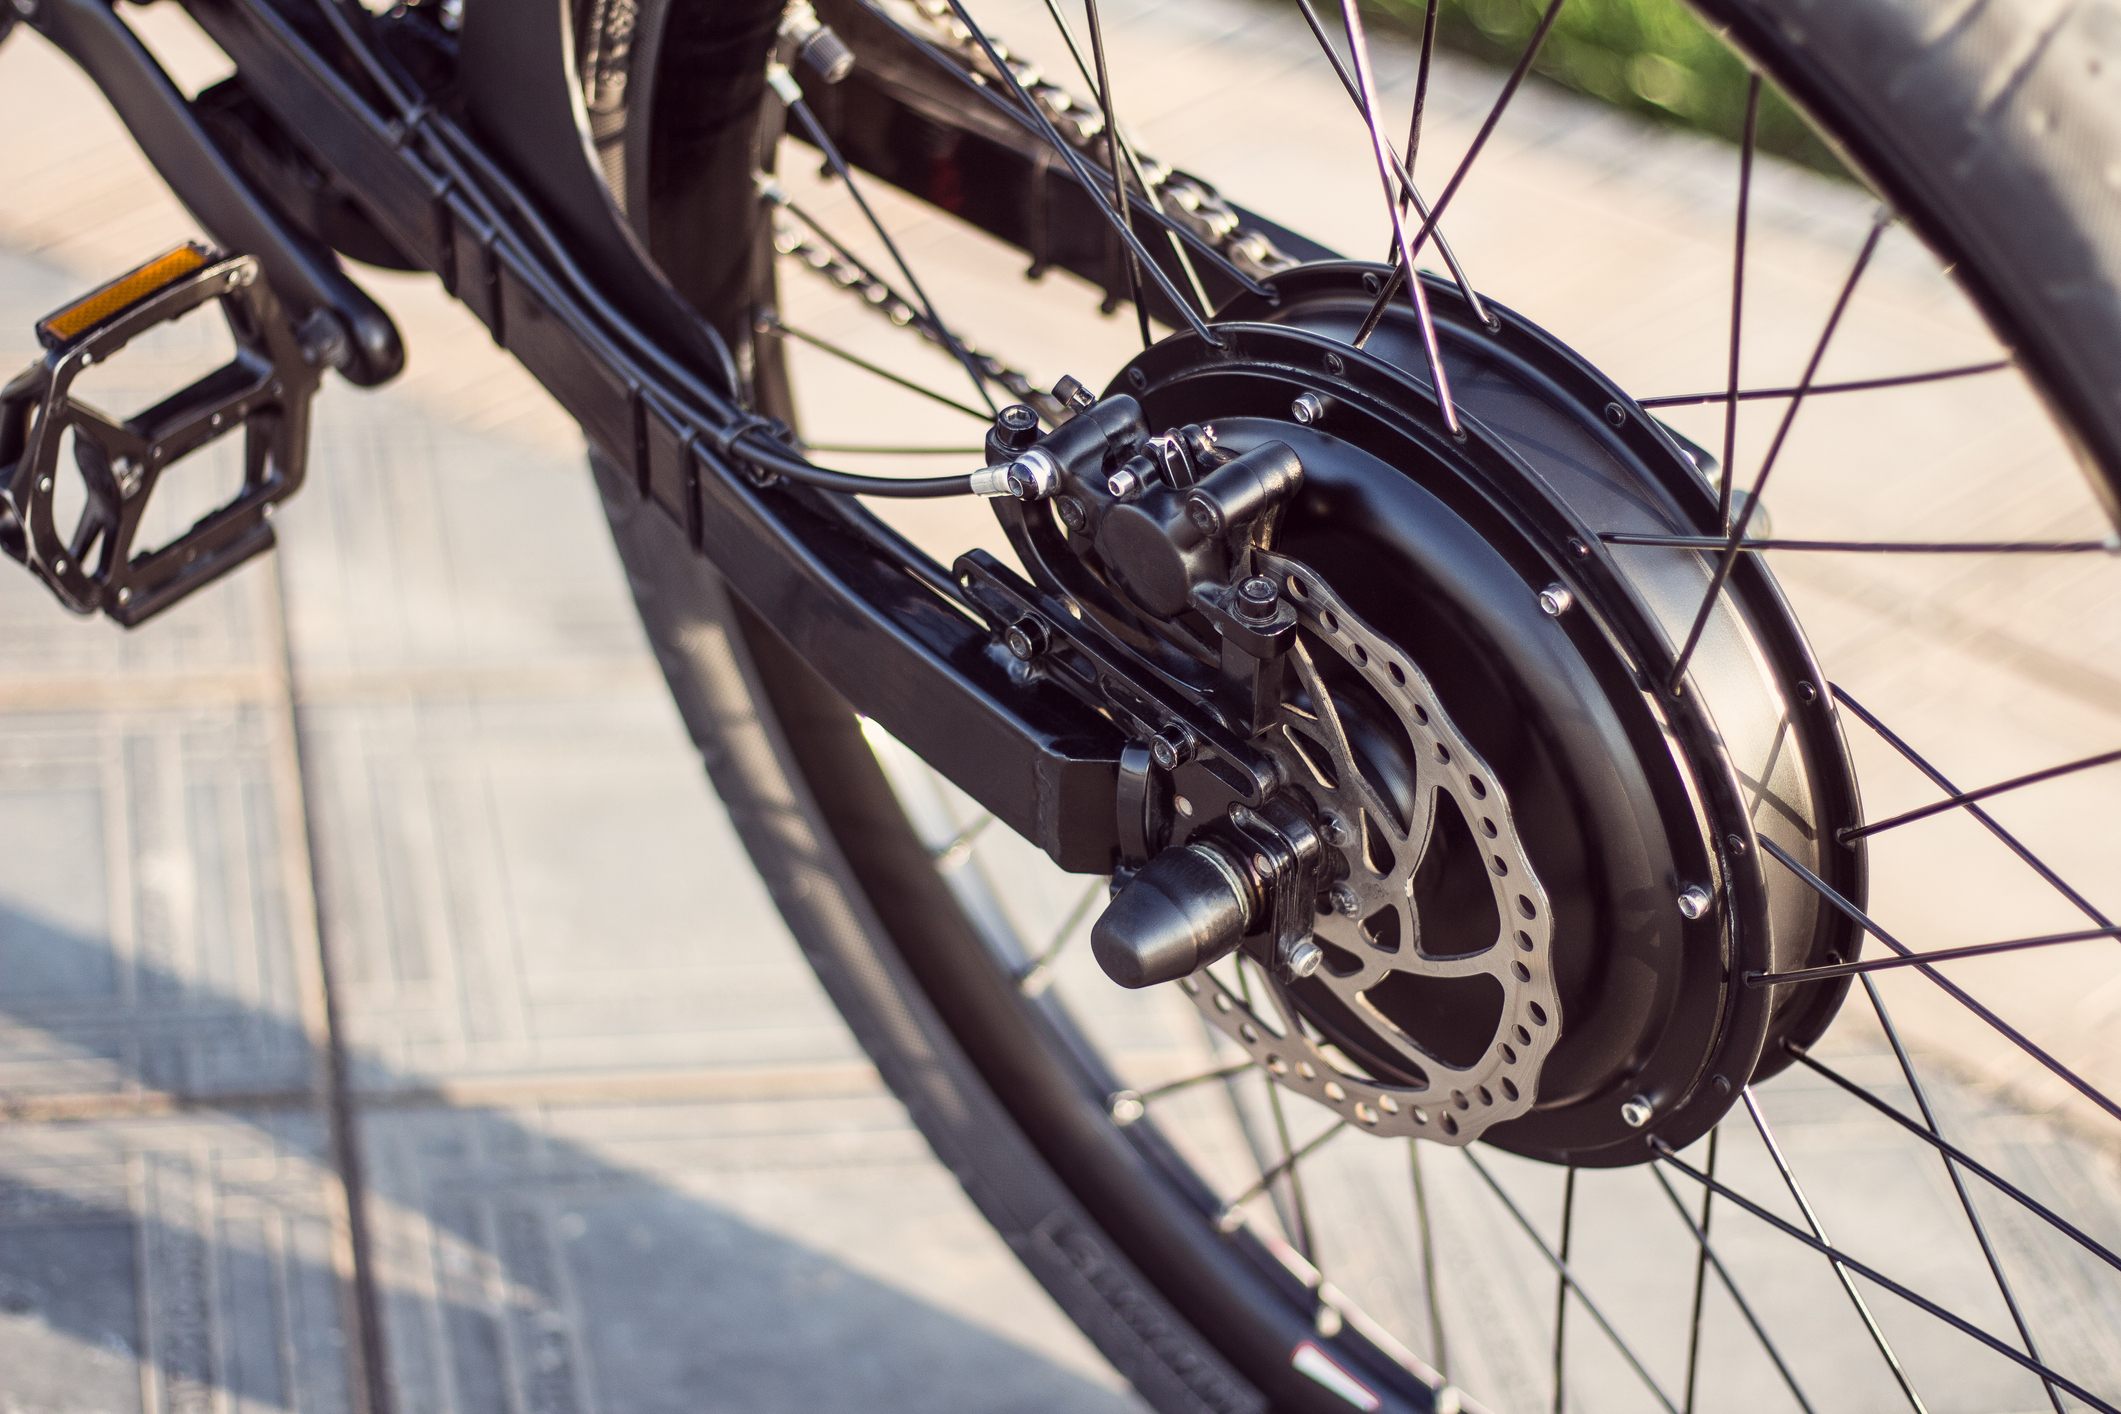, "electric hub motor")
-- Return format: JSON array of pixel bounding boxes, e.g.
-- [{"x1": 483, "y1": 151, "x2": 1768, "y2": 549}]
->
[{"x1": 1070, "y1": 265, "x2": 1863, "y2": 1166}]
